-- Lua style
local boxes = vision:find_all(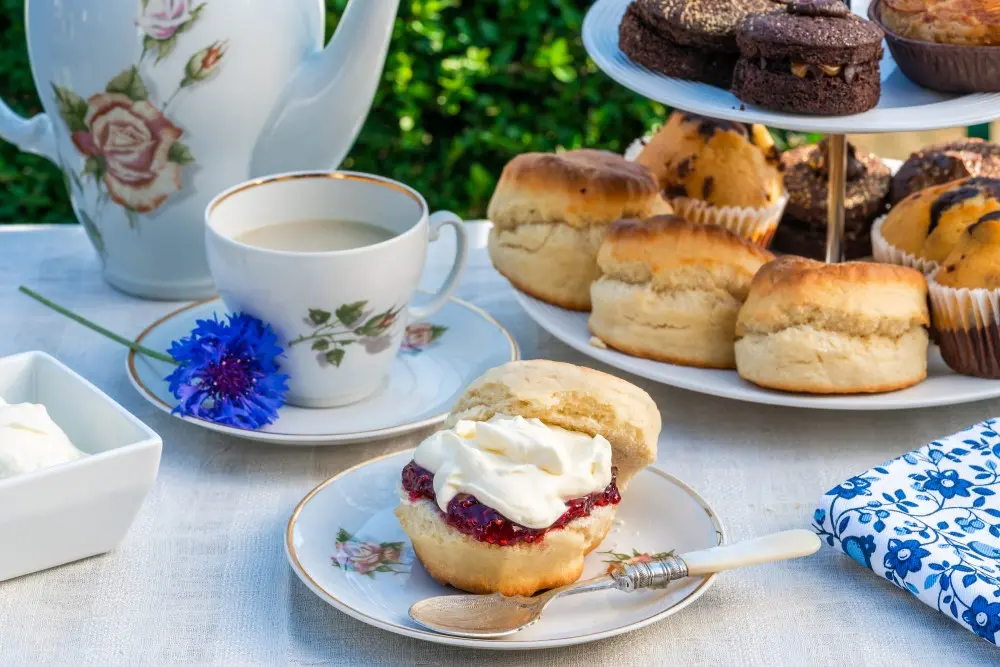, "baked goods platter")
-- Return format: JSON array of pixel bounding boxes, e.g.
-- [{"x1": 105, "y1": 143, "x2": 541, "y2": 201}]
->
[
  {"x1": 488, "y1": 110, "x2": 1000, "y2": 409},
  {"x1": 474, "y1": 0, "x2": 1000, "y2": 410}
]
